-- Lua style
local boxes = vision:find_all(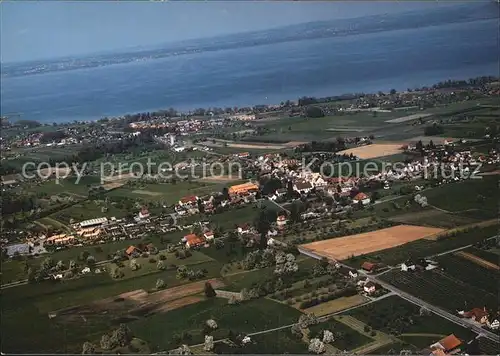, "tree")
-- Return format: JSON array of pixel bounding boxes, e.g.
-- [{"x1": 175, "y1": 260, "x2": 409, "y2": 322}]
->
[
  {"x1": 86, "y1": 255, "x2": 96, "y2": 267},
  {"x1": 203, "y1": 335, "x2": 214, "y2": 352},
  {"x1": 204, "y1": 282, "x2": 217, "y2": 298},
  {"x1": 100, "y1": 334, "x2": 114, "y2": 350},
  {"x1": 305, "y1": 106, "x2": 325, "y2": 118},
  {"x1": 322, "y1": 330, "x2": 335, "y2": 344},
  {"x1": 156, "y1": 278, "x2": 166, "y2": 290},
  {"x1": 240, "y1": 288, "x2": 250, "y2": 301},
  {"x1": 308, "y1": 338, "x2": 326, "y2": 354},
  {"x1": 27, "y1": 267, "x2": 36, "y2": 283},
  {"x1": 206, "y1": 319, "x2": 218, "y2": 330},
  {"x1": 169, "y1": 345, "x2": 192, "y2": 355},
  {"x1": 40, "y1": 257, "x2": 55, "y2": 272},
  {"x1": 157, "y1": 260, "x2": 166, "y2": 270},
  {"x1": 130, "y1": 258, "x2": 140, "y2": 271},
  {"x1": 82, "y1": 341, "x2": 96, "y2": 354},
  {"x1": 55, "y1": 260, "x2": 65, "y2": 271},
  {"x1": 111, "y1": 323, "x2": 133, "y2": 347},
  {"x1": 69, "y1": 260, "x2": 78, "y2": 272},
  {"x1": 291, "y1": 324, "x2": 303, "y2": 338}
]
